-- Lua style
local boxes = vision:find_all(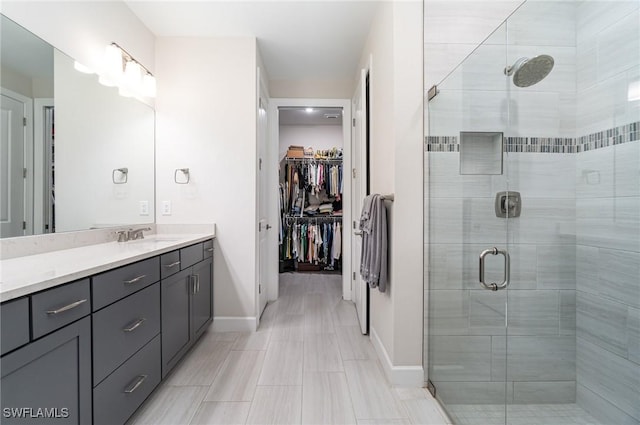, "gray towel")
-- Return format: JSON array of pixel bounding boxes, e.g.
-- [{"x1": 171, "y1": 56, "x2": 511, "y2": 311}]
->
[{"x1": 359, "y1": 194, "x2": 388, "y2": 292}]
